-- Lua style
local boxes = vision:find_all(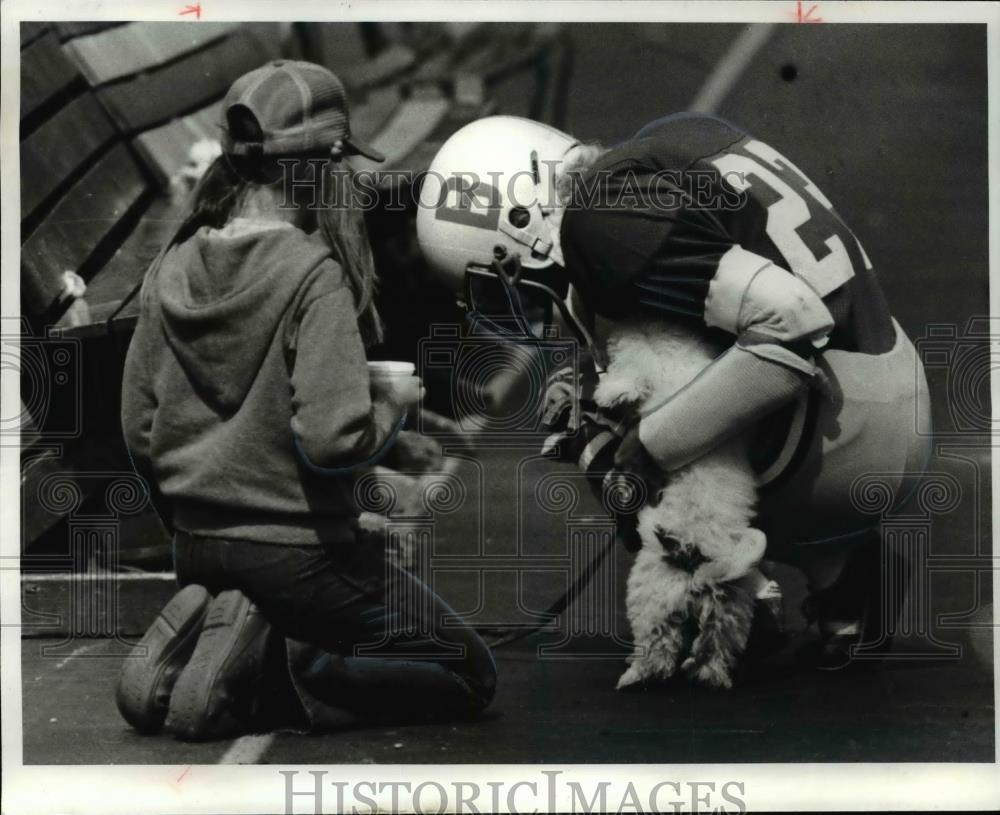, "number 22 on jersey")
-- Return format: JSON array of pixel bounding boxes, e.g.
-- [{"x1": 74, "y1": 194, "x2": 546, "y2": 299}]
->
[{"x1": 711, "y1": 140, "x2": 862, "y2": 298}]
